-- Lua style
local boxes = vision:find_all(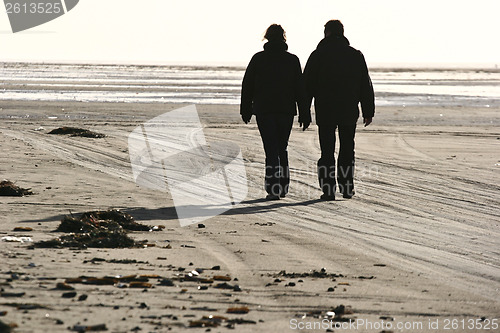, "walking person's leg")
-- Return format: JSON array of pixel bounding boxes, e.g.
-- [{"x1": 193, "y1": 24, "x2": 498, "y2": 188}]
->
[
  {"x1": 276, "y1": 114, "x2": 294, "y2": 197},
  {"x1": 256, "y1": 114, "x2": 281, "y2": 199},
  {"x1": 317, "y1": 124, "x2": 337, "y2": 200},
  {"x1": 337, "y1": 122, "x2": 357, "y2": 198}
]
